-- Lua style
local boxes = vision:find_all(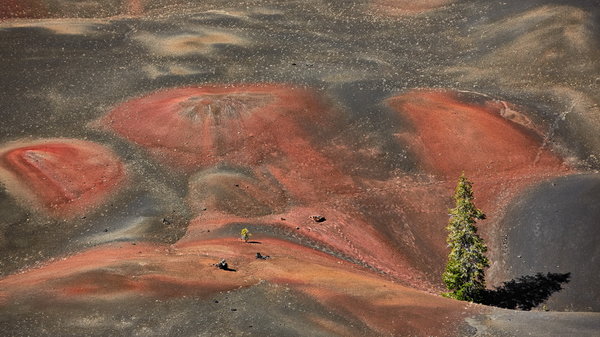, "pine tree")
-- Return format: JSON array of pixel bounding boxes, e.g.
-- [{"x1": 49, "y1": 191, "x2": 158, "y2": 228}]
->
[{"x1": 443, "y1": 174, "x2": 489, "y2": 302}]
